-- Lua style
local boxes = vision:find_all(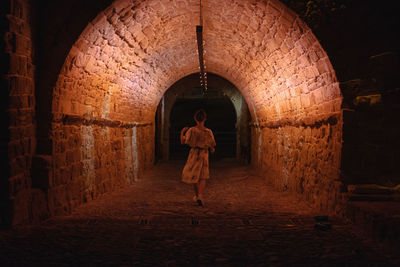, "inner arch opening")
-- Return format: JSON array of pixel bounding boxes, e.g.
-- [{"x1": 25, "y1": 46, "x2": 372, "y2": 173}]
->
[
  {"x1": 155, "y1": 73, "x2": 251, "y2": 163},
  {"x1": 33, "y1": 0, "x2": 343, "y2": 221},
  {"x1": 169, "y1": 97, "x2": 237, "y2": 161}
]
